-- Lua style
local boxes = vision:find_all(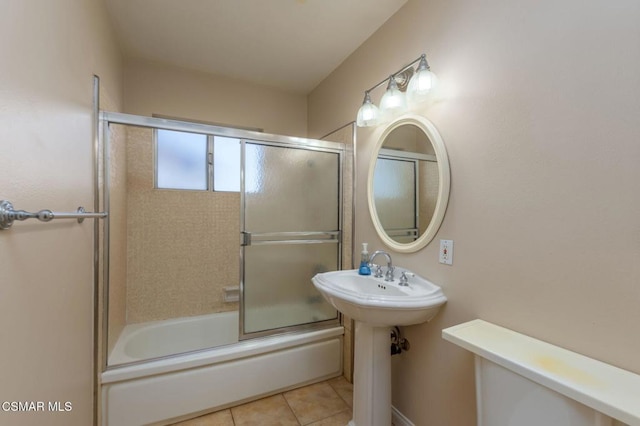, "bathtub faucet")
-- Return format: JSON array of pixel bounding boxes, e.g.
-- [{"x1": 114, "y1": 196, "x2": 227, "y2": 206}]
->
[{"x1": 369, "y1": 250, "x2": 394, "y2": 282}]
